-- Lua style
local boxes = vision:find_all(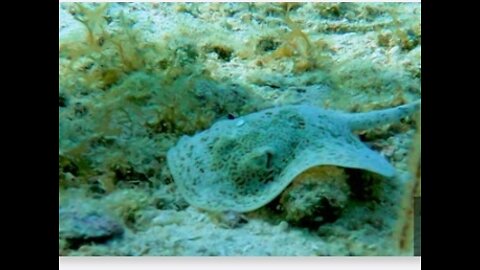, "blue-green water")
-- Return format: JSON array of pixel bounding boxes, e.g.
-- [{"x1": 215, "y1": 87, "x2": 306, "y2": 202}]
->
[{"x1": 59, "y1": 2, "x2": 421, "y2": 256}]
